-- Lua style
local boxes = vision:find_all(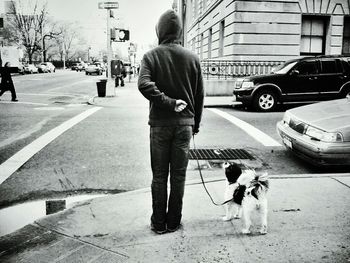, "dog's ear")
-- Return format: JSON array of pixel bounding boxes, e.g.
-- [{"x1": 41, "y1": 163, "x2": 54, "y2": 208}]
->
[
  {"x1": 227, "y1": 163, "x2": 242, "y2": 176},
  {"x1": 251, "y1": 186, "x2": 259, "y2": 200},
  {"x1": 256, "y1": 172, "x2": 269, "y2": 189}
]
